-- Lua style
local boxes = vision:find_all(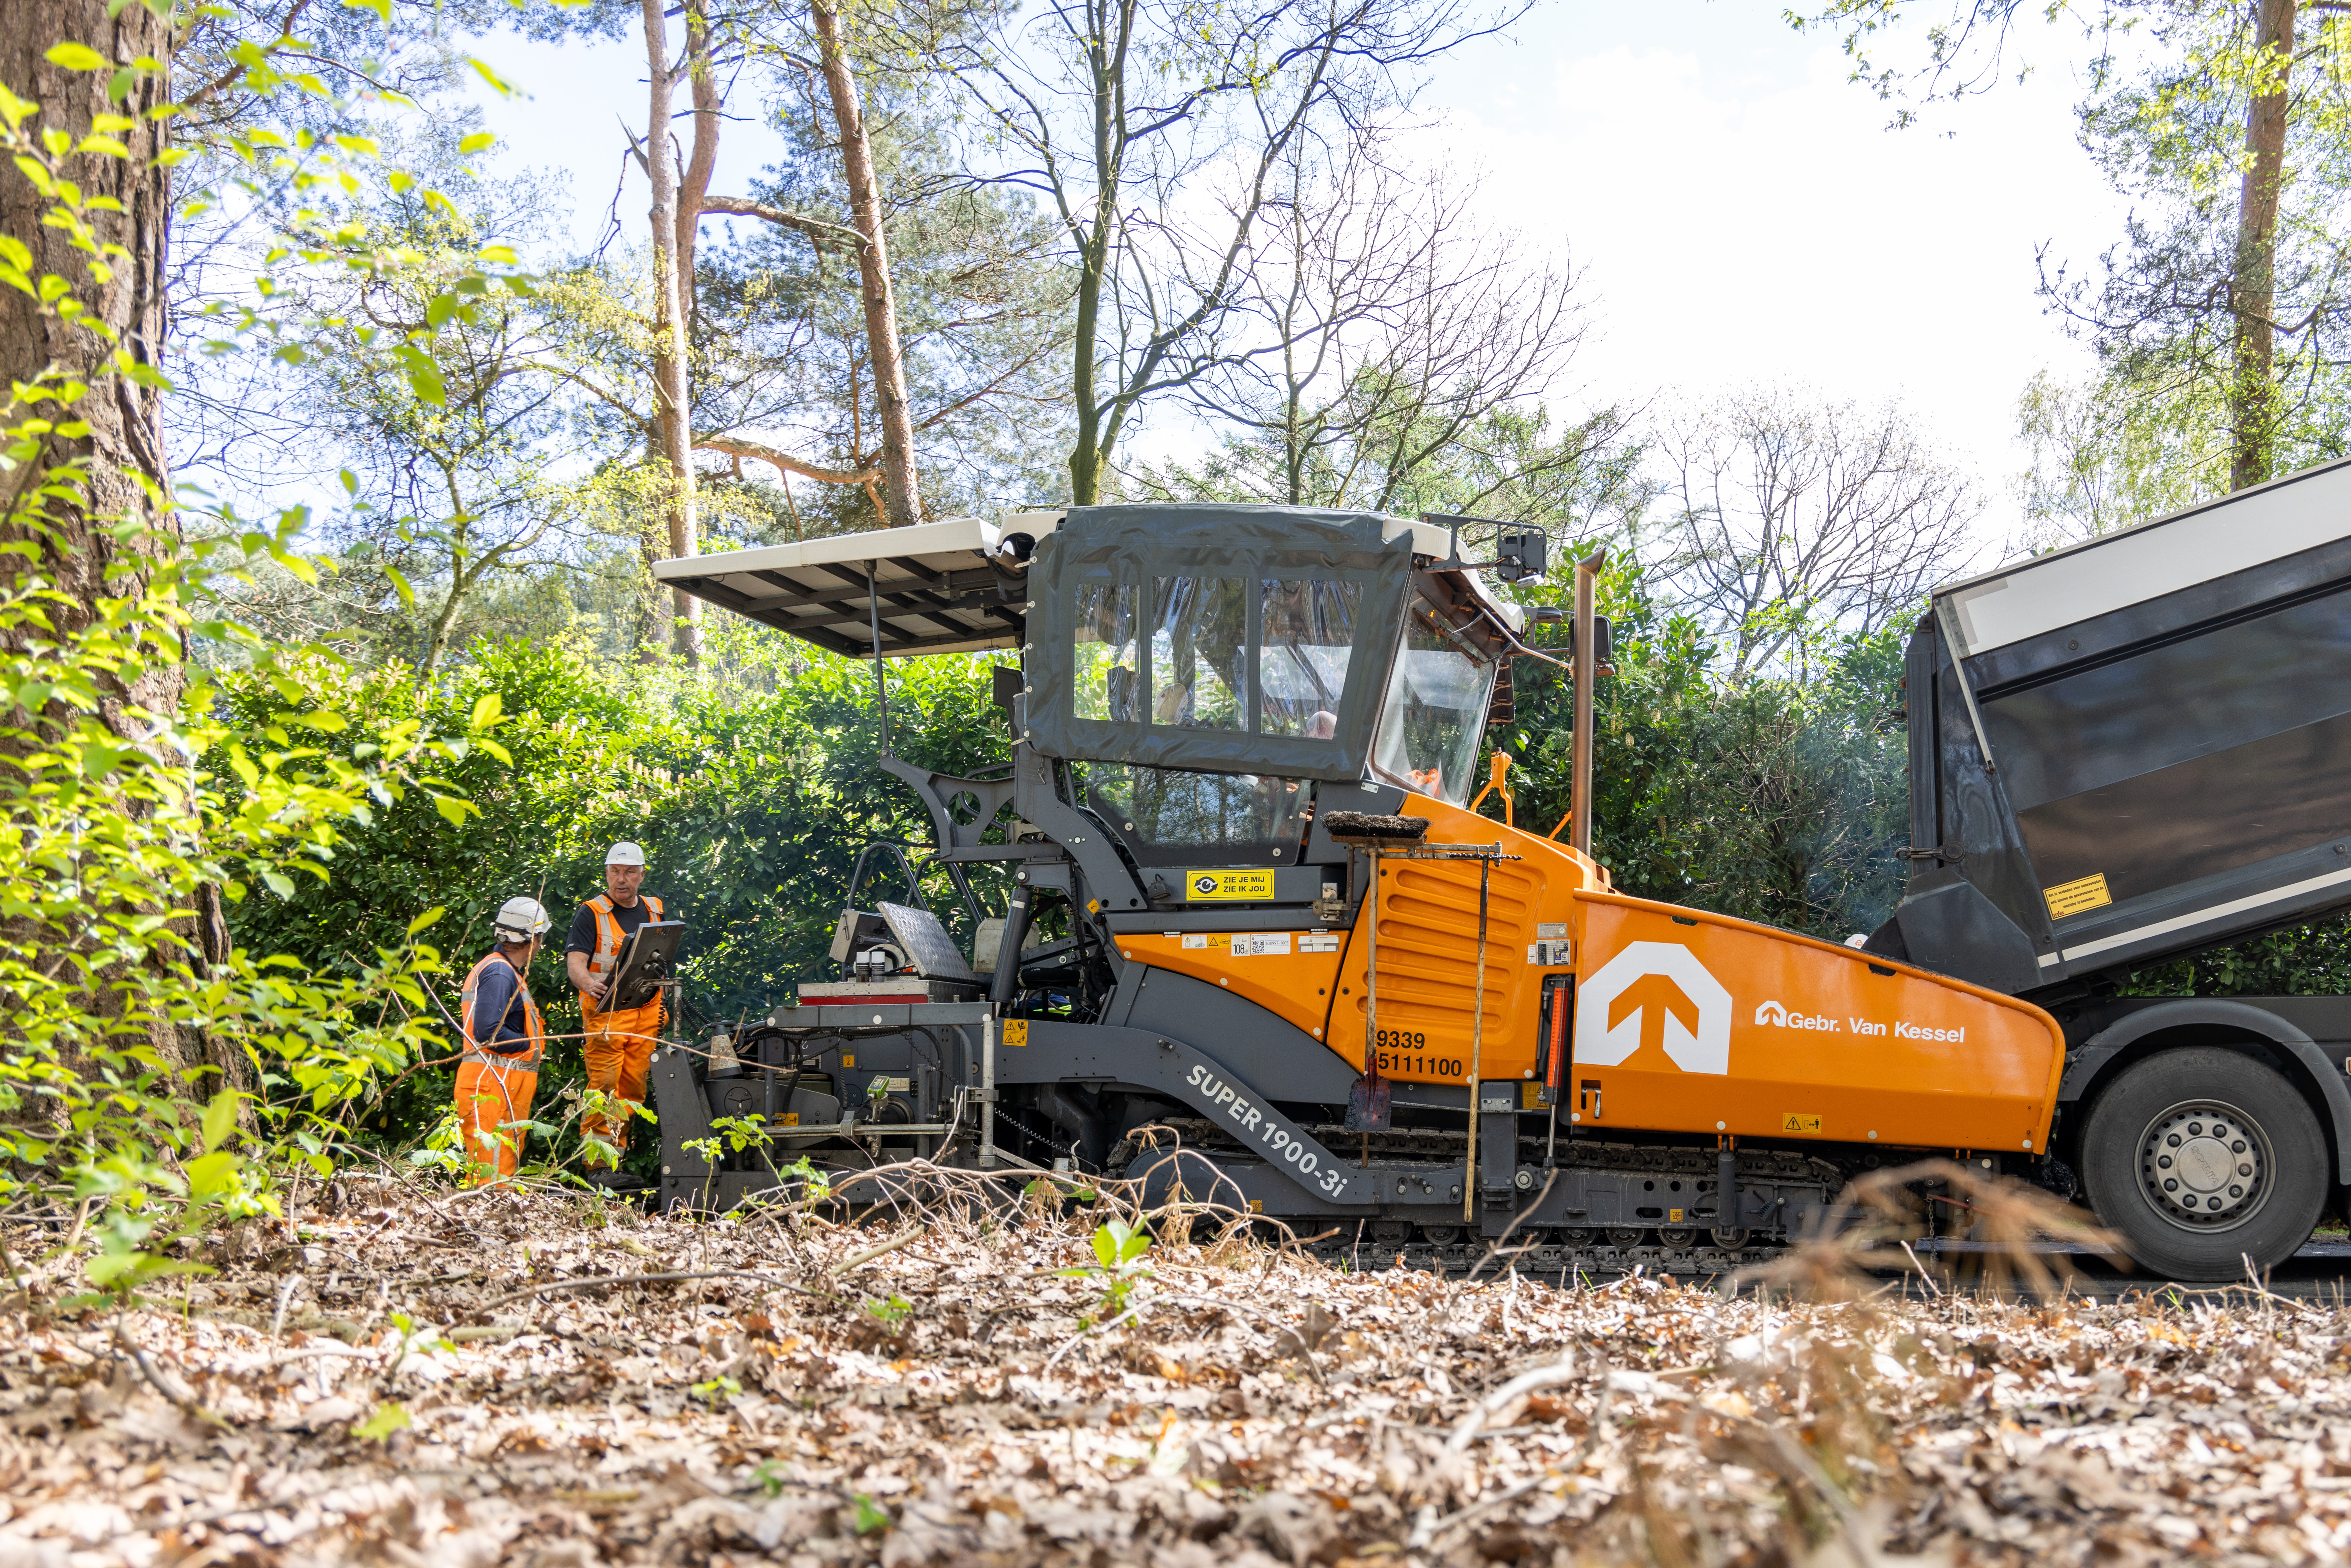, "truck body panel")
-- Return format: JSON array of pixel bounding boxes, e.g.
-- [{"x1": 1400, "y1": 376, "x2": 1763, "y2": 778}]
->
[{"x1": 1883, "y1": 455, "x2": 2351, "y2": 994}]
